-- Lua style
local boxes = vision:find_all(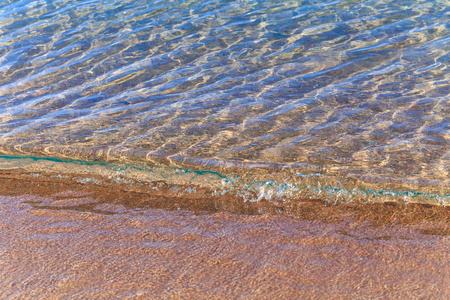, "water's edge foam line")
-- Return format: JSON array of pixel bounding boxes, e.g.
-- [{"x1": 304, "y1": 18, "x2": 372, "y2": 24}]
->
[{"x1": 0, "y1": 155, "x2": 448, "y2": 206}]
